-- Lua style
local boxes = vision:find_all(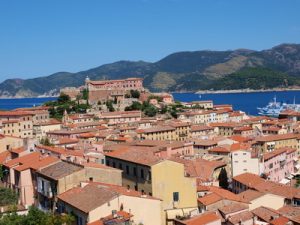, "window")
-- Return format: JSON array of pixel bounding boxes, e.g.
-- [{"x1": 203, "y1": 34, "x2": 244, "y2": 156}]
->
[
  {"x1": 148, "y1": 171, "x2": 152, "y2": 181},
  {"x1": 119, "y1": 163, "x2": 123, "y2": 170},
  {"x1": 140, "y1": 169, "x2": 144, "y2": 179},
  {"x1": 173, "y1": 192, "x2": 179, "y2": 202},
  {"x1": 126, "y1": 165, "x2": 129, "y2": 175},
  {"x1": 133, "y1": 167, "x2": 137, "y2": 176},
  {"x1": 112, "y1": 162, "x2": 116, "y2": 168}
]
